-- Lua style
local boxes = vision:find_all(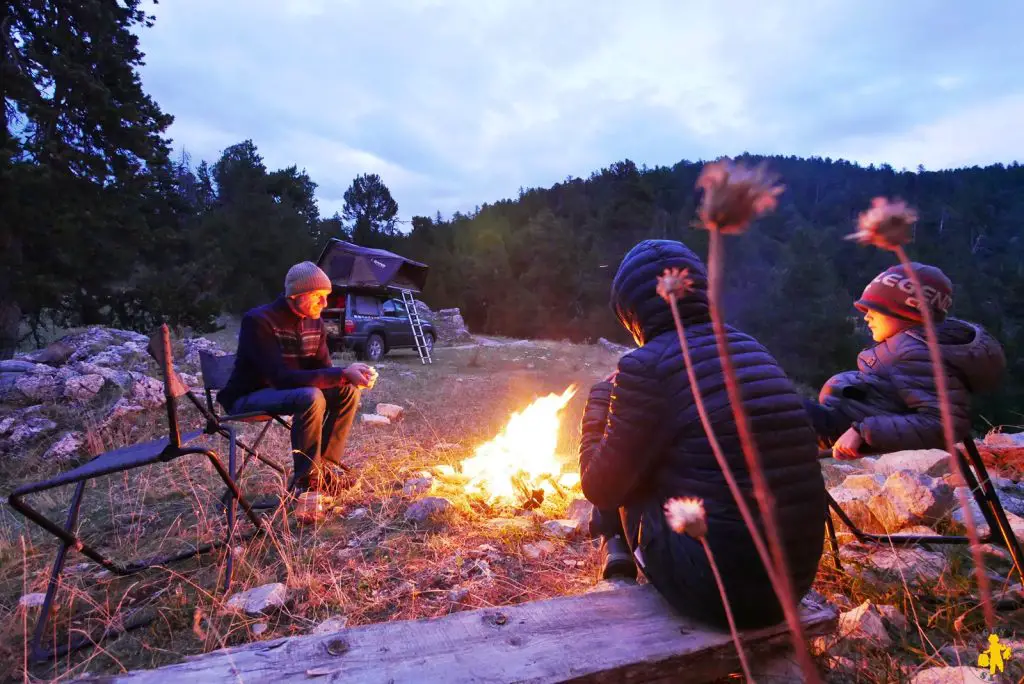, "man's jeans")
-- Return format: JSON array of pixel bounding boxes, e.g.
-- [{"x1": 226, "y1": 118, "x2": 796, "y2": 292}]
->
[{"x1": 231, "y1": 385, "x2": 361, "y2": 489}]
